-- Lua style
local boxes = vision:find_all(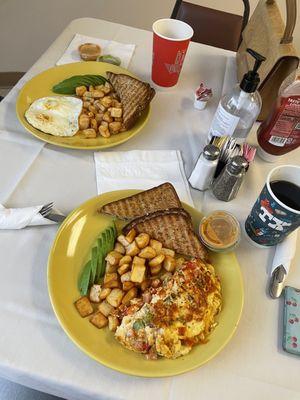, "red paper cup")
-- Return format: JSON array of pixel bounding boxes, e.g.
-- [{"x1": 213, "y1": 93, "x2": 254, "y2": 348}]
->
[{"x1": 152, "y1": 19, "x2": 194, "y2": 87}]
